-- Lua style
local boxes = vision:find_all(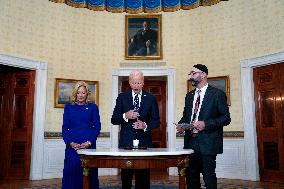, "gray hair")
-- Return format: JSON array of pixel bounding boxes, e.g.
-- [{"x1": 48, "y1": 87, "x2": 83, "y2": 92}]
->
[{"x1": 129, "y1": 70, "x2": 144, "y2": 80}]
